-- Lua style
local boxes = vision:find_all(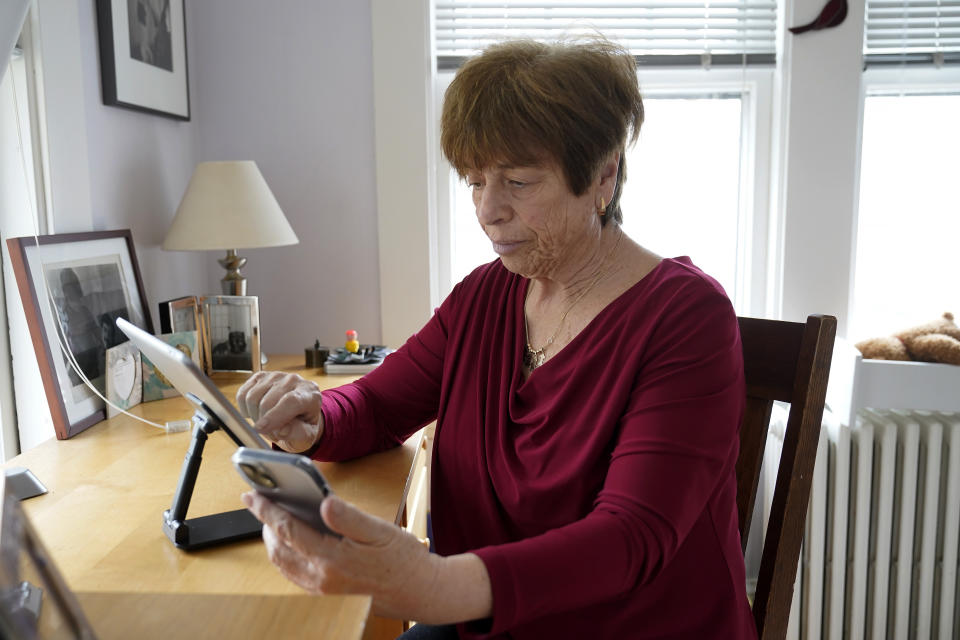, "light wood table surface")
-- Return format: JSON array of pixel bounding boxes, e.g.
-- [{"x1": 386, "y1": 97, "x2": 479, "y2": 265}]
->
[{"x1": 2, "y1": 355, "x2": 420, "y2": 639}]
